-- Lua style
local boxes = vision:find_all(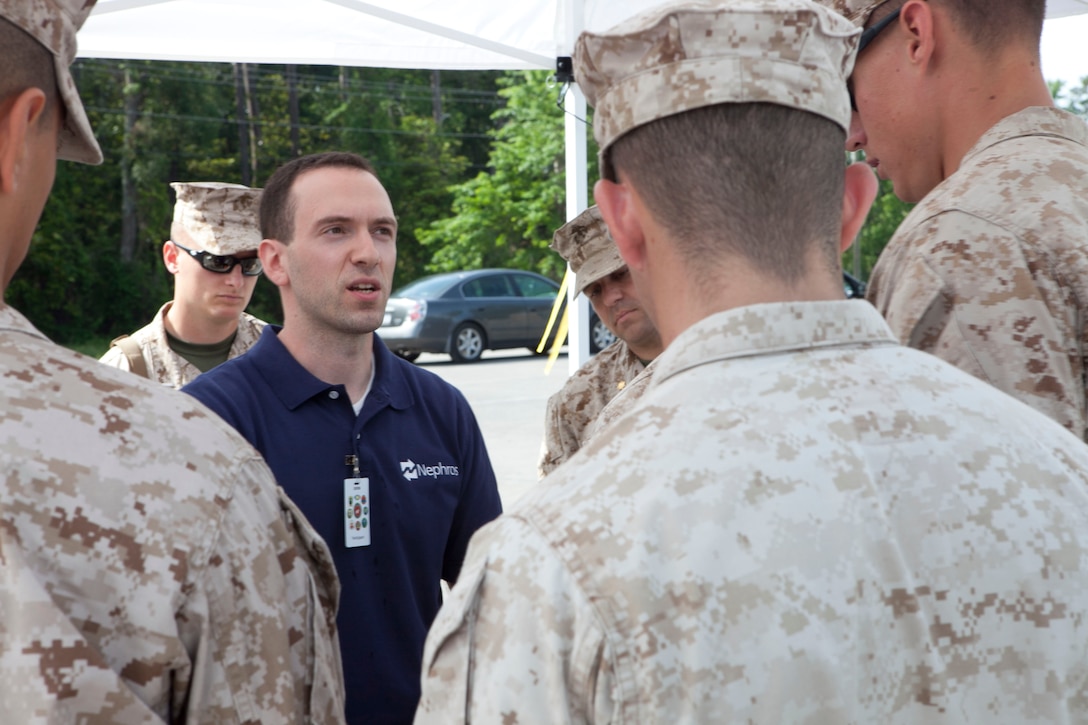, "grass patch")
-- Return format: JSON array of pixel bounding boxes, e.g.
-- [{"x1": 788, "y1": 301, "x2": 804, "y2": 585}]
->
[{"x1": 65, "y1": 336, "x2": 113, "y2": 359}]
